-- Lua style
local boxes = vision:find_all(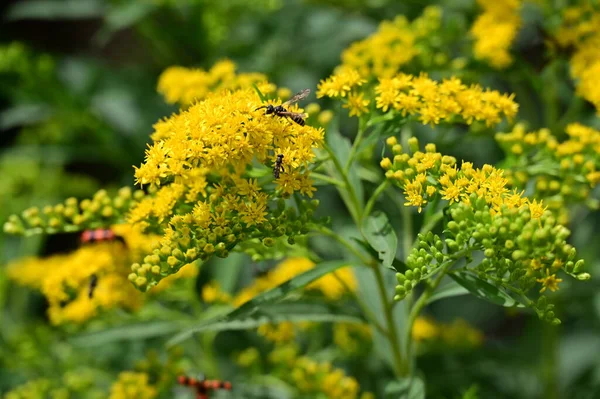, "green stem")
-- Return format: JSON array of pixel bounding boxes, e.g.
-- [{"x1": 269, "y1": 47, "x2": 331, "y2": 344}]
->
[
  {"x1": 403, "y1": 261, "x2": 453, "y2": 375},
  {"x1": 344, "y1": 117, "x2": 367, "y2": 173},
  {"x1": 311, "y1": 172, "x2": 345, "y2": 187},
  {"x1": 313, "y1": 226, "x2": 374, "y2": 266},
  {"x1": 332, "y1": 272, "x2": 389, "y2": 336},
  {"x1": 373, "y1": 264, "x2": 406, "y2": 377},
  {"x1": 362, "y1": 180, "x2": 390, "y2": 221},
  {"x1": 322, "y1": 142, "x2": 362, "y2": 224}
]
